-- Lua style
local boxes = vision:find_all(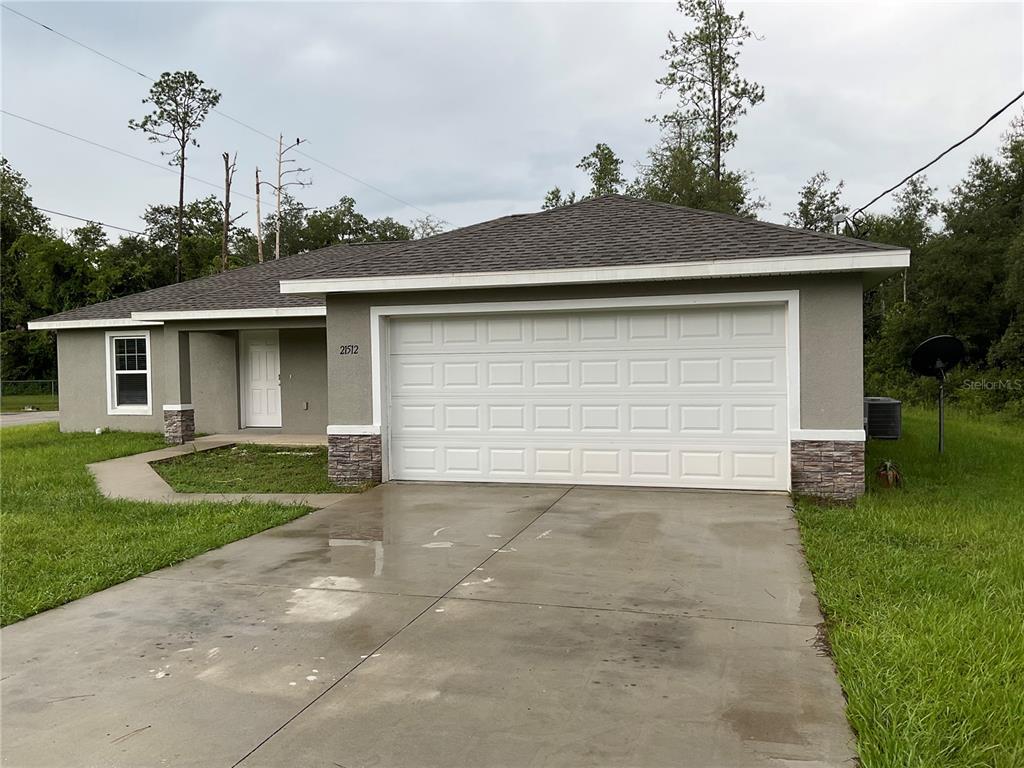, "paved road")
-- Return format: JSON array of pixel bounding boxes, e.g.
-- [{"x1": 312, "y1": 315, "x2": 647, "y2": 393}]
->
[
  {"x1": 0, "y1": 410, "x2": 59, "y2": 428},
  {"x1": 0, "y1": 483, "x2": 853, "y2": 767}
]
